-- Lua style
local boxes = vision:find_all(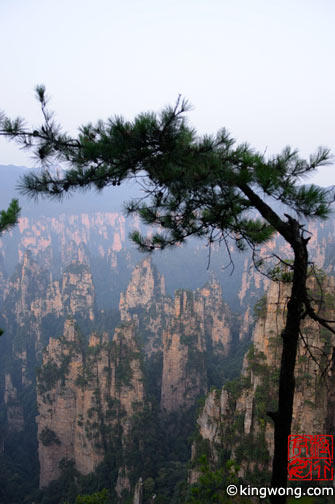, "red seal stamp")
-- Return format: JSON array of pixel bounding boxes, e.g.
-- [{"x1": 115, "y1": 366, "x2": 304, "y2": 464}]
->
[{"x1": 288, "y1": 434, "x2": 334, "y2": 481}]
